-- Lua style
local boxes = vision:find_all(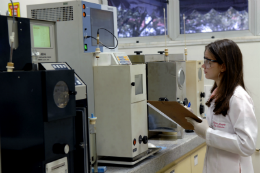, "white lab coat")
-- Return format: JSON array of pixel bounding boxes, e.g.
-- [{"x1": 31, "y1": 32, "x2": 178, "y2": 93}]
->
[{"x1": 203, "y1": 86, "x2": 258, "y2": 173}]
